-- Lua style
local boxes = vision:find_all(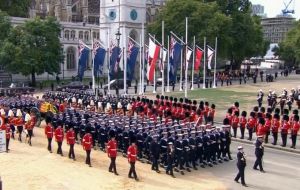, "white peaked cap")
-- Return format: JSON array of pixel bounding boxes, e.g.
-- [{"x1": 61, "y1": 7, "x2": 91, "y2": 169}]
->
[{"x1": 127, "y1": 103, "x2": 132, "y2": 110}]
